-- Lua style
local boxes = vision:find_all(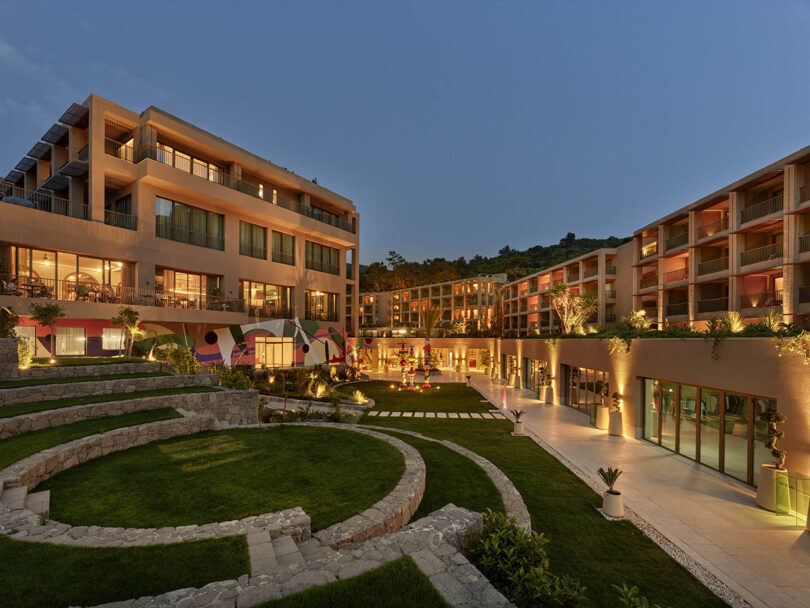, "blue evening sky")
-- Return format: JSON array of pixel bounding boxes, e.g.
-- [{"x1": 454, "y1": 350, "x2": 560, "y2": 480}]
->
[{"x1": 2, "y1": 1, "x2": 810, "y2": 264}]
